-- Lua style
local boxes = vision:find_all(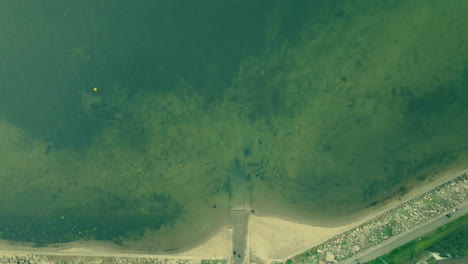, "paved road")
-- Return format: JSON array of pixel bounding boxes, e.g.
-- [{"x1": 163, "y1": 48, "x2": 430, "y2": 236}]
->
[
  {"x1": 344, "y1": 203, "x2": 468, "y2": 264},
  {"x1": 230, "y1": 210, "x2": 250, "y2": 264}
]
